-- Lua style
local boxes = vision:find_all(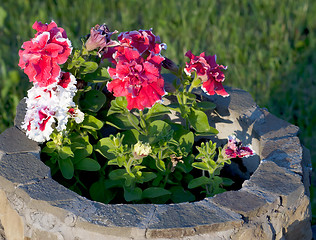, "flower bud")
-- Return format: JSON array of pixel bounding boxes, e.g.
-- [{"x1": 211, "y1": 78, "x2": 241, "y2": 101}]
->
[
  {"x1": 133, "y1": 141, "x2": 152, "y2": 159},
  {"x1": 85, "y1": 24, "x2": 119, "y2": 52},
  {"x1": 162, "y1": 57, "x2": 179, "y2": 73}
]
